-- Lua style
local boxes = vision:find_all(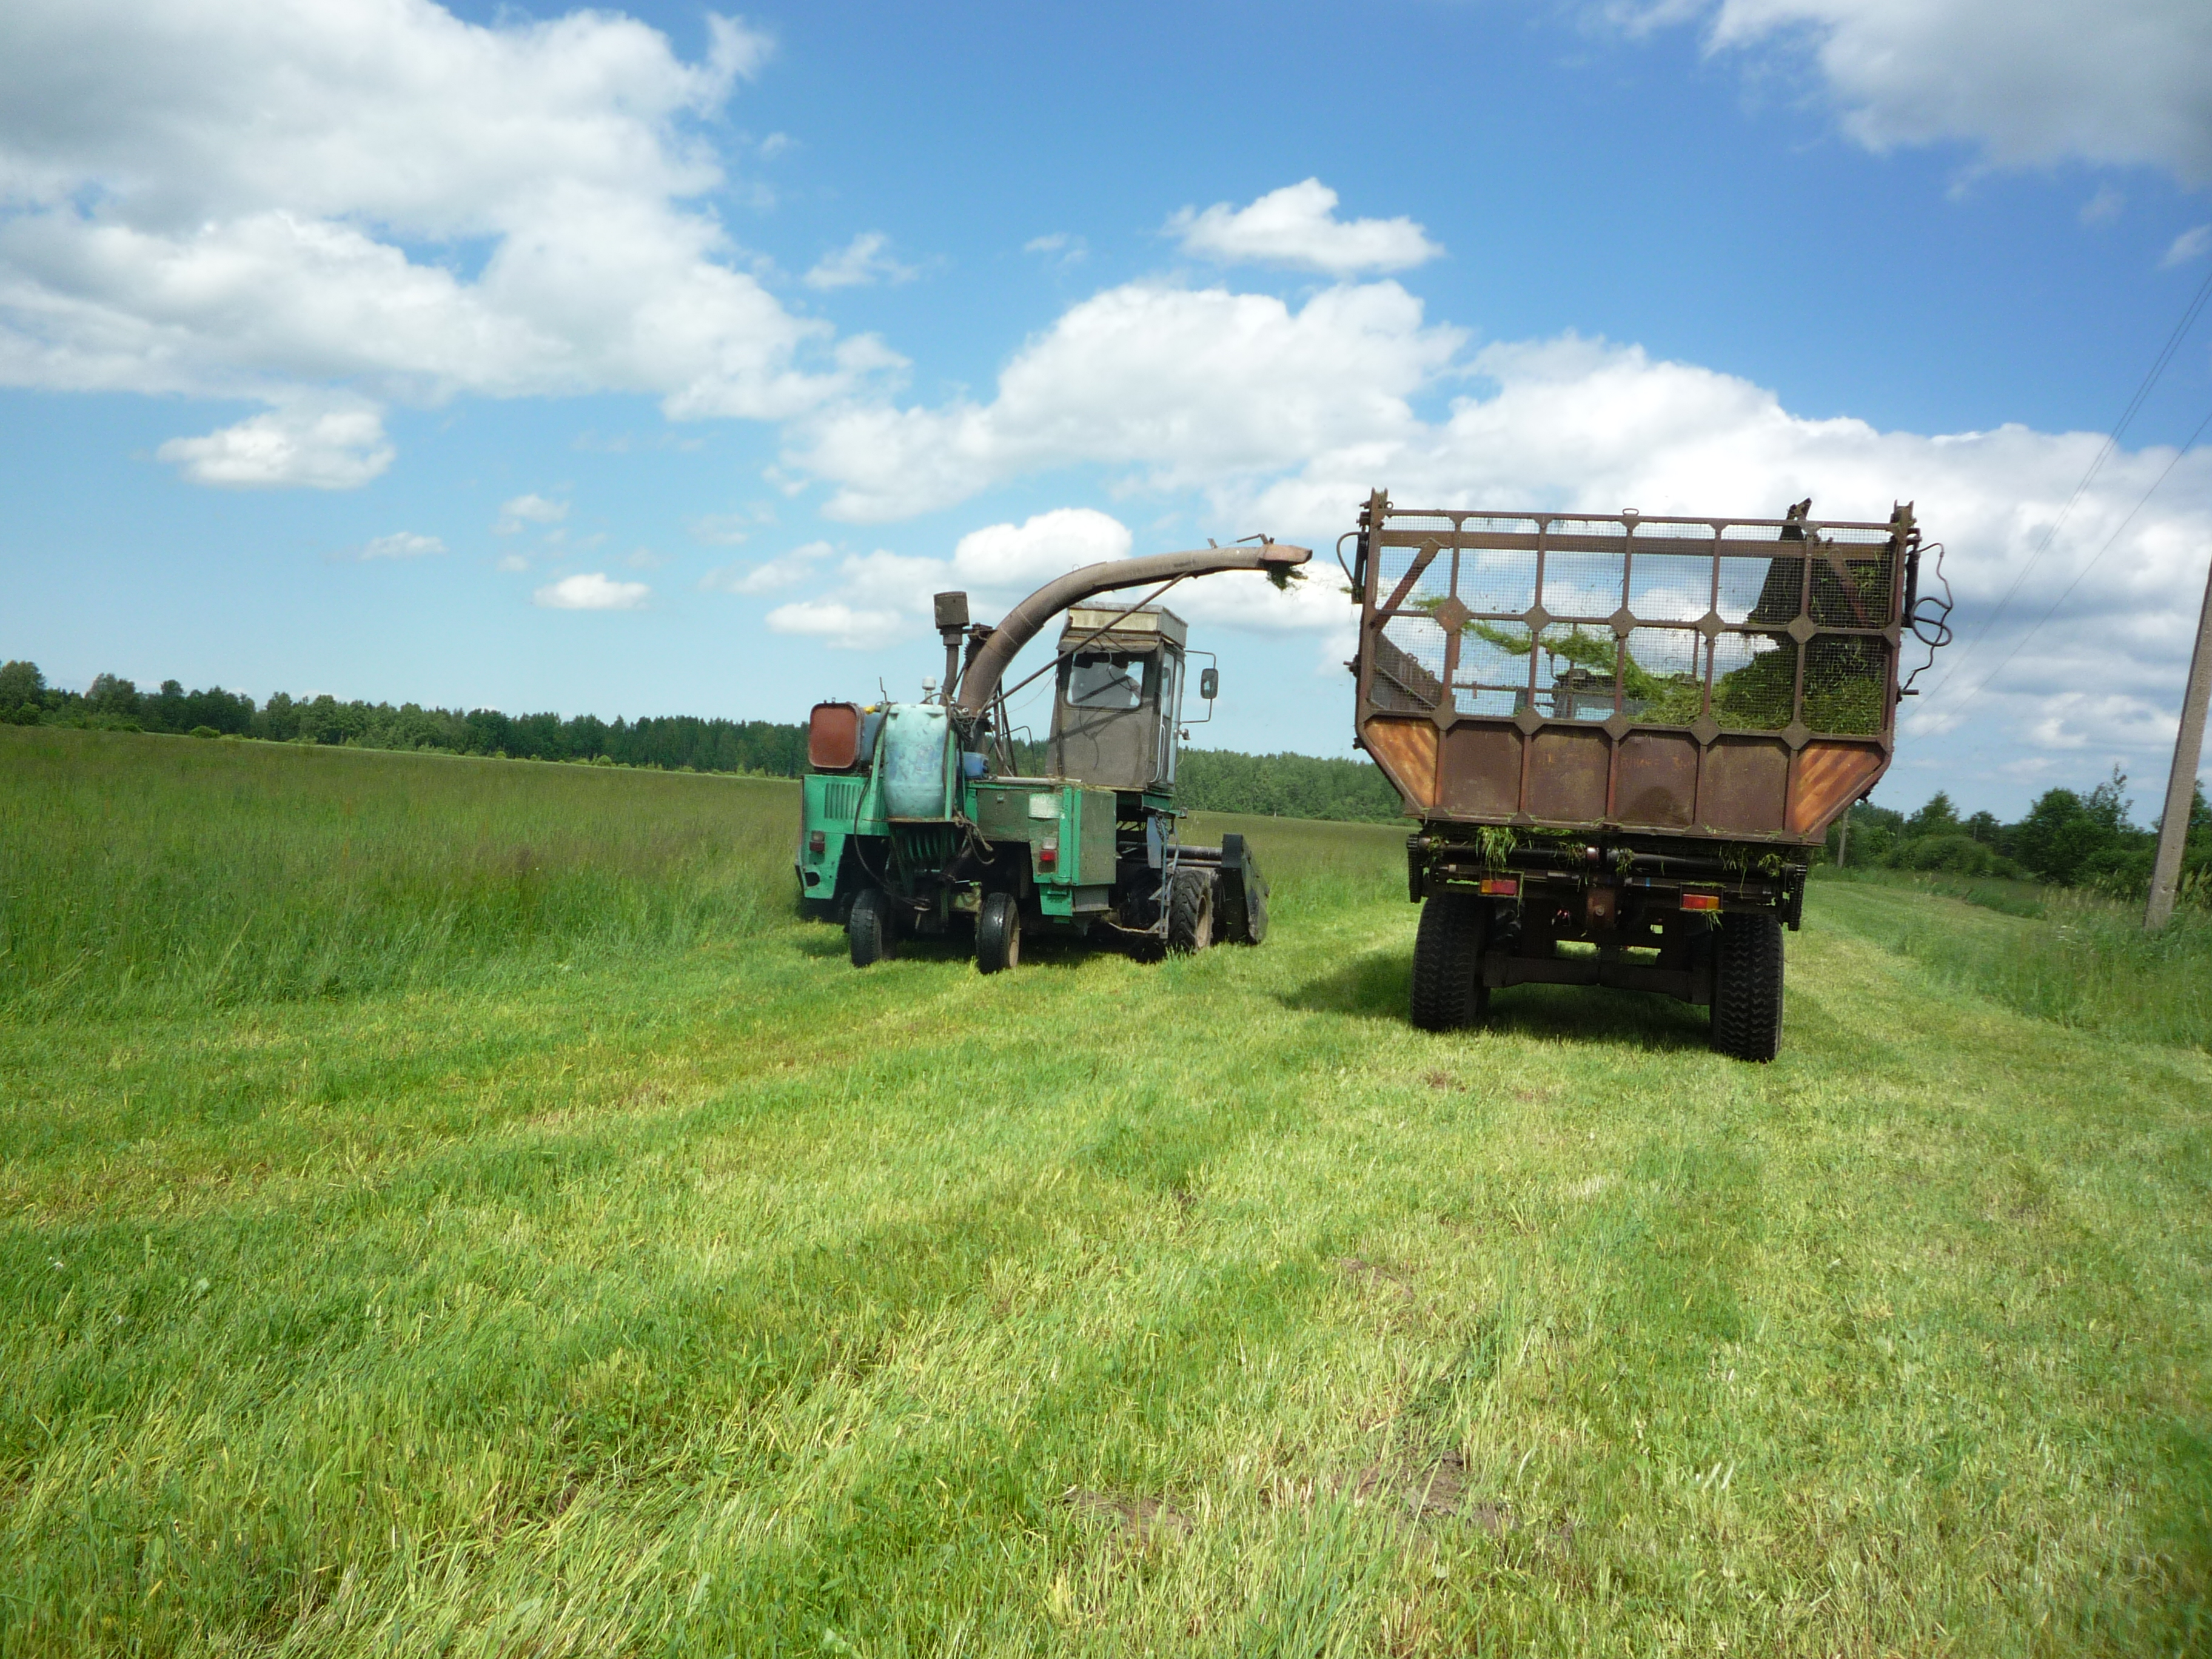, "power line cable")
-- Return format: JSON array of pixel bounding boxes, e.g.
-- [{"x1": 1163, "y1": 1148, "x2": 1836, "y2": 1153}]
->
[
  {"x1": 1941, "y1": 398, "x2": 2212, "y2": 718},
  {"x1": 1929, "y1": 258, "x2": 2212, "y2": 697}
]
